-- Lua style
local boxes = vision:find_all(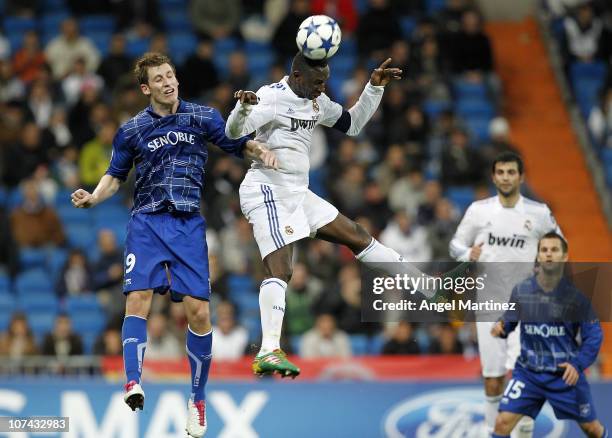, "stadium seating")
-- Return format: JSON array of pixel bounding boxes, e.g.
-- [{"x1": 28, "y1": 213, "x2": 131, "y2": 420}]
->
[
  {"x1": 349, "y1": 334, "x2": 369, "y2": 356},
  {"x1": 446, "y1": 186, "x2": 476, "y2": 213},
  {"x1": 17, "y1": 292, "x2": 59, "y2": 313},
  {"x1": 15, "y1": 268, "x2": 54, "y2": 295},
  {"x1": 19, "y1": 248, "x2": 48, "y2": 271}
]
